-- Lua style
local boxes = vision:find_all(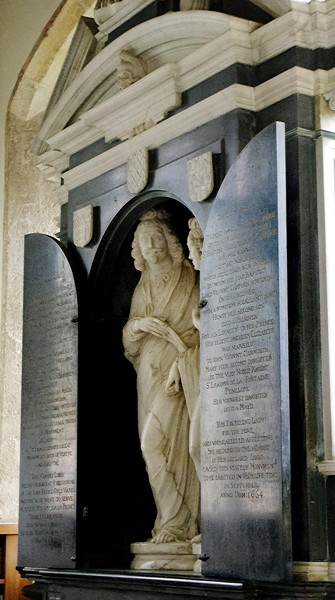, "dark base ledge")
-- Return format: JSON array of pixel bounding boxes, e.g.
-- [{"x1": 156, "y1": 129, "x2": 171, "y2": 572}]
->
[{"x1": 18, "y1": 568, "x2": 335, "y2": 600}]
